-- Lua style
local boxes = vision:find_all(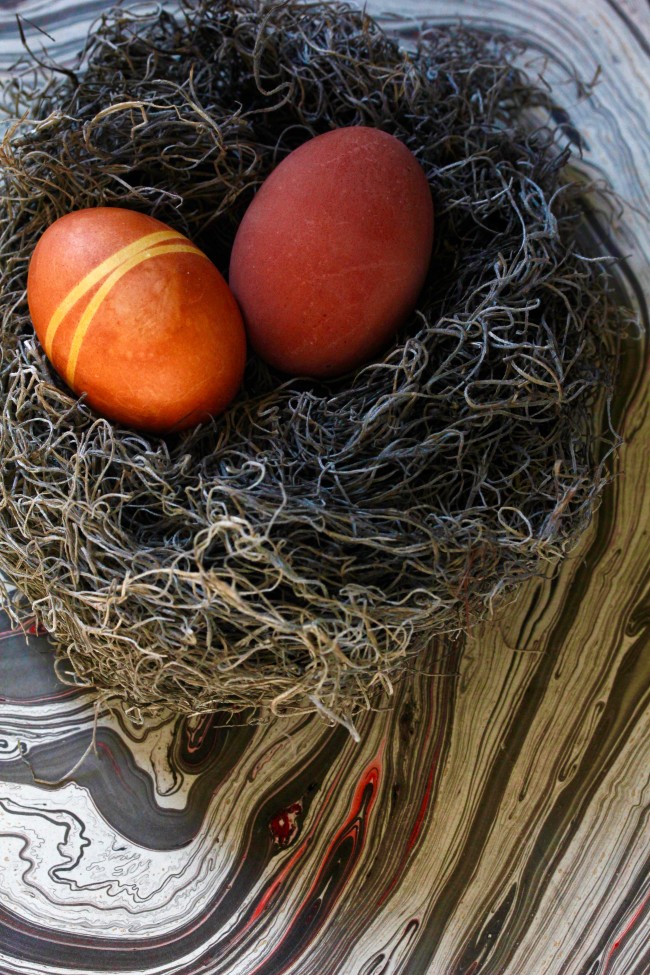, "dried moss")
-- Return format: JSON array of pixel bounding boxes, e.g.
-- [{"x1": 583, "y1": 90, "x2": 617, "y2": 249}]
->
[{"x1": 0, "y1": 0, "x2": 627, "y2": 735}]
